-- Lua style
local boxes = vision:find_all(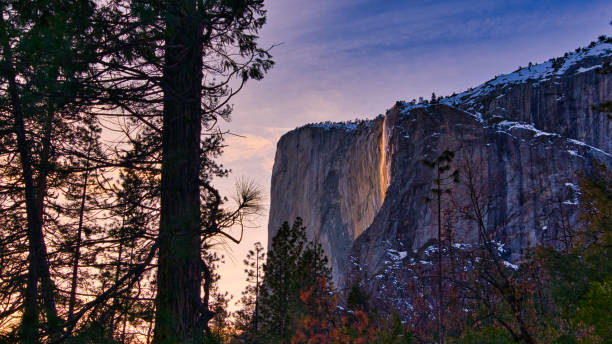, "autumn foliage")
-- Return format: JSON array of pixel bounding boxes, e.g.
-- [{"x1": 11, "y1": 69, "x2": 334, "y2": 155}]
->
[
  {"x1": 235, "y1": 163, "x2": 612, "y2": 344},
  {"x1": 290, "y1": 277, "x2": 409, "y2": 344}
]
